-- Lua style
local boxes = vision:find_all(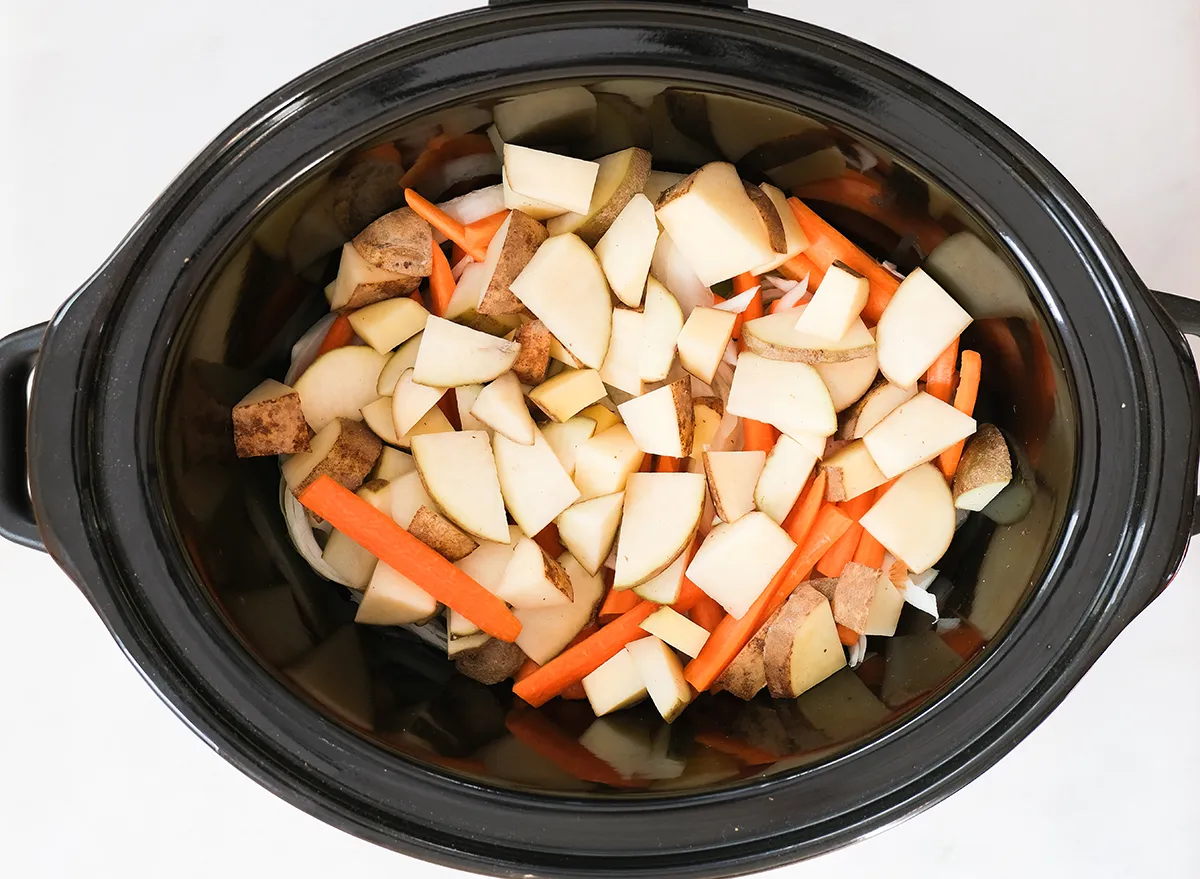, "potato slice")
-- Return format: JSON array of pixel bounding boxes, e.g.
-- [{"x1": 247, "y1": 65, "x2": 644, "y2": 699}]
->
[
  {"x1": 455, "y1": 384, "x2": 487, "y2": 431},
  {"x1": 712, "y1": 610, "x2": 776, "y2": 700},
  {"x1": 743, "y1": 182, "x2": 788, "y2": 255},
  {"x1": 361, "y1": 397, "x2": 401, "y2": 445},
  {"x1": 676, "y1": 307, "x2": 737, "y2": 384},
  {"x1": 510, "y1": 234, "x2": 613, "y2": 369},
  {"x1": 763, "y1": 585, "x2": 845, "y2": 698},
  {"x1": 471, "y1": 371, "x2": 536, "y2": 445},
  {"x1": 794, "y1": 262, "x2": 870, "y2": 341},
  {"x1": 408, "y1": 505, "x2": 478, "y2": 561},
  {"x1": 821, "y1": 439, "x2": 887, "y2": 502},
  {"x1": 829, "y1": 561, "x2": 879, "y2": 634},
  {"x1": 376, "y1": 332, "x2": 422, "y2": 395},
  {"x1": 540, "y1": 416, "x2": 598, "y2": 477},
  {"x1": 752, "y1": 183, "x2": 810, "y2": 274},
  {"x1": 282, "y1": 417, "x2": 381, "y2": 495},
  {"x1": 655, "y1": 161, "x2": 777, "y2": 285},
  {"x1": 328, "y1": 242, "x2": 419, "y2": 310},
  {"x1": 412, "y1": 315, "x2": 522, "y2": 387},
  {"x1": 455, "y1": 525, "x2": 523, "y2": 592},
  {"x1": 294, "y1": 346, "x2": 386, "y2": 432},
  {"x1": 594, "y1": 193, "x2": 659, "y2": 307},
  {"x1": 504, "y1": 144, "x2": 599, "y2": 215},
  {"x1": 686, "y1": 511, "x2": 796, "y2": 619},
  {"x1": 512, "y1": 320, "x2": 552, "y2": 385},
  {"x1": 838, "y1": 377, "x2": 917, "y2": 440},
  {"x1": 633, "y1": 549, "x2": 689, "y2": 604},
  {"x1": 411, "y1": 430, "x2": 511, "y2": 543},
  {"x1": 690, "y1": 396, "x2": 725, "y2": 458},
  {"x1": 476, "y1": 210, "x2": 549, "y2": 316},
  {"x1": 233, "y1": 379, "x2": 309, "y2": 457},
  {"x1": 626, "y1": 636, "x2": 692, "y2": 722},
  {"x1": 391, "y1": 404, "x2": 454, "y2": 450},
  {"x1": 389, "y1": 470, "x2": 436, "y2": 529},
  {"x1": 704, "y1": 450, "x2": 767, "y2": 524},
  {"x1": 352, "y1": 207, "x2": 434, "y2": 276},
  {"x1": 502, "y1": 167, "x2": 568, "y2": 221},
  {"x1": 640, "y1": 278, "x2": 684, "y2": 382},
  {"x1": 582, "y1": 648, "x2": 648, "y2": 716},
  {"x1": 618, "y1": 378, "x2": 694, "y2": 458},
  {"x1": 493, "y1": 86, "x2": 598, "y2": 145},
  {"x1": 391, "y1": 367, "x2": 445, "y2": 436},
  {"x1": 356, "y1": 562, "x2": 438, "y2": 626},
  {"x1": 727, "y1": 352, "x2": 837, "y2": 439},
  {"x1": 816, "y1": 350, "x2": 879, "y2": 413},
  {"x1": 615, "y1": 472, "x2": 707, "y2": 589},
  {"x1": 528, "y1": 368, "x2": 607, "y2": 423},
  {"x1": 862, "y1": 391, "x2": 977, "y2": 478},
  {"x1": 597, "y1": 308, "x2": 646, "y2": 396},
  {"x1": 579, "y1": 403, "x2": 622, "y2": 434},
  {"x1": 322, "y1": 529, "x2": 377, "y2": 589},
  {"x1": 859, "y1": 463, "x2": 955, "y2": 573},
  {"x1": 371, "y1": 446, "x2": 415, "y2": 481},
  {"x1": 494, "y1": 430, "x2": 582, "y2": 537},
  {"x1": 496, "y1": 536, "x2": 575, "y2": 609},
  {"x1": 515, "y1": 552, "x2": 606, "y2": 664},
  {"x1": 455, "y1": 638, "x2": 526, "y2": 686},
  {"x1": 555, "y1": 491, "x2": 624, "y2": 576},
  {"x1": 574, "y1": 424, "x2": 645, "y2": 500},
  {"x1": 547, "y1": 147, "x2": 653, "y2": 245},
  {"x1": 875, "y1": 268, "x2": 972, "y2": 388},
  {"x1": 639, "y1": 607, "x2": 710, "y2": 658},
  {"x1": 953, "y1": 424, "x2": 1013, "y2": 511},
  {"x1": 347, "y1": 297, "x2": 429, "y2": 355},
  {"x1": 741, "y1": 309, "x2": 875, "y2": 364},
  {"x1": 754, "y1": 435, "x2": 818, "y2": 524}
]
